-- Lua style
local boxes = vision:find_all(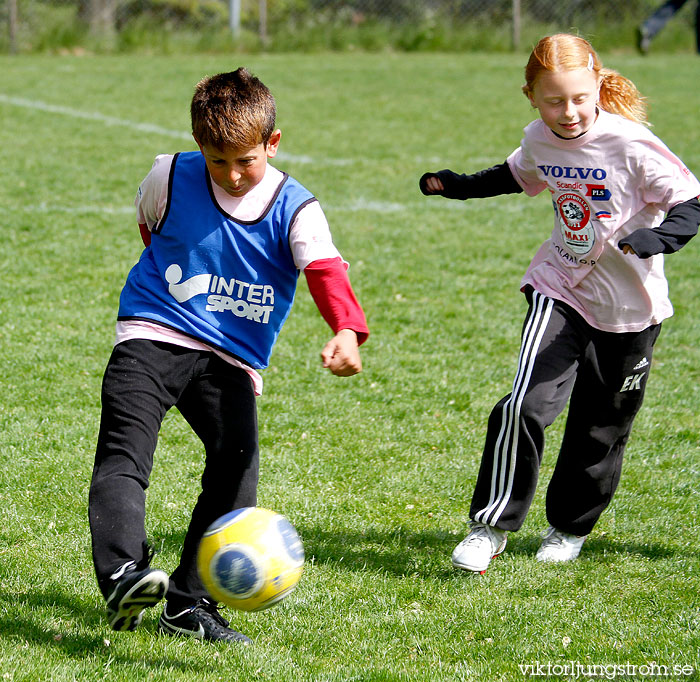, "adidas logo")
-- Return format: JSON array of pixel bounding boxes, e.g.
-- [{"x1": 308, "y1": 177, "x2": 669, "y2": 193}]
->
[{"x1": 633, "y1": 357, "x2": 649, "y2": 371}]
